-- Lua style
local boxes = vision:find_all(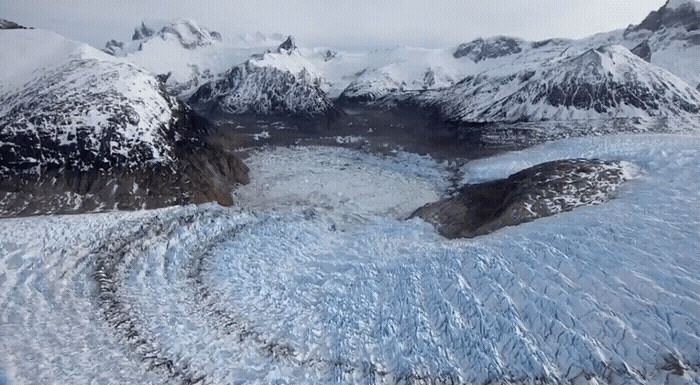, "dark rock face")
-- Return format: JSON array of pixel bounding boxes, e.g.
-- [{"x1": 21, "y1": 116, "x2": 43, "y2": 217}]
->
[
  {"x1": 0, "y1": 19, "x2": 27, "y2": 29},
  {"x1": 133, "y1": 22, "x2": 155, "y2": 40},
  {"x1": 631, "y1": 40, "x2": 652, "y2": 61},
  {"x1": 278, "y1": 36, "x2": 297, "y2": 52},
  {"x1": 531, "y1": 38, "x2": 569, "y2": 49},
  {"x1": 411, "y1": 159, "x2": 637, "y2": 239},
  {"x1": 323, "y1": 49, "x2": 337, "y2": 61},
  {"x1": 454, "y1": 37, "x2": 524, "y2": 62},
  {"x1": 189, "y1": 62, "x2": 336, "y2": 117},
  {"x1": 631, "y1": 1, "x2": 700, "y2": 32},
  {"x1": 103, "y1": 39, "x2": 125, "y2": 55}
]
